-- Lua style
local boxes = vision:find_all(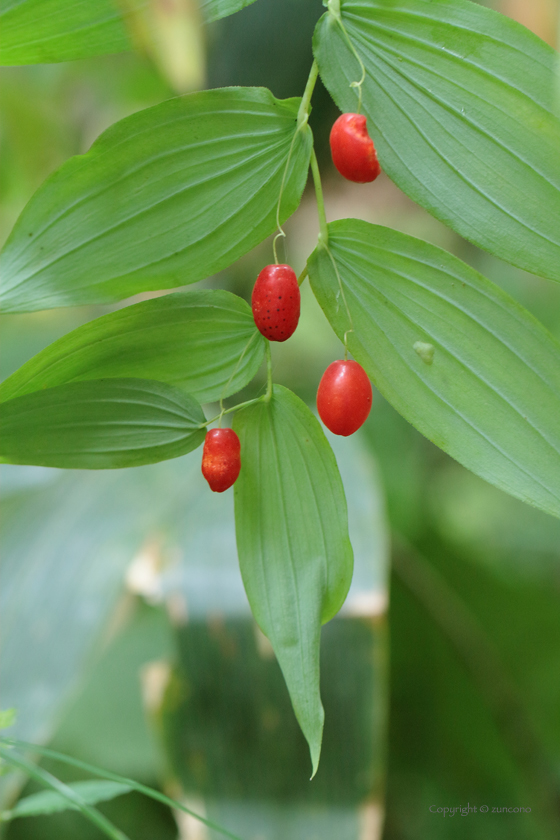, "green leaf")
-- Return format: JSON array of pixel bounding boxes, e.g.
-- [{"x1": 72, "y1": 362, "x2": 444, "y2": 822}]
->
[
  {"x1": 314, "y1": 0, "x2": 560, "y2": 282},
  {"x1": 0, "y1": 290, "x2": 265, "y2": 405},
  {"x1": 0, "y1": 378, "x2": 206, "y2": 468},
  {"x1": 4, "y1": 780, "x2": 132, "y2": 821},
  {"x1": 0, "y1": 739, "x2": 245, "y2": 840},
  {"x1": 0, "y1": 0, "x2": 132, "y2": 65},
  {"x1": 0, "y1": 749, "x2": 129, "y2": 840},
  {"x1": 0, "y1": 87, "x2": 312, "y2": 312},
  {"x1": 233, "y1": 385, "x2": 354, "y2": 775},
  {"x1": 200, "y1": 0, "x2": 258, "y2": 24},
  {"x1": 0, "y1": 0, "x2": 258, "y2": 65},
  {"x1": 307, "y1": 219, "x2": 560, "y2": 519}
]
